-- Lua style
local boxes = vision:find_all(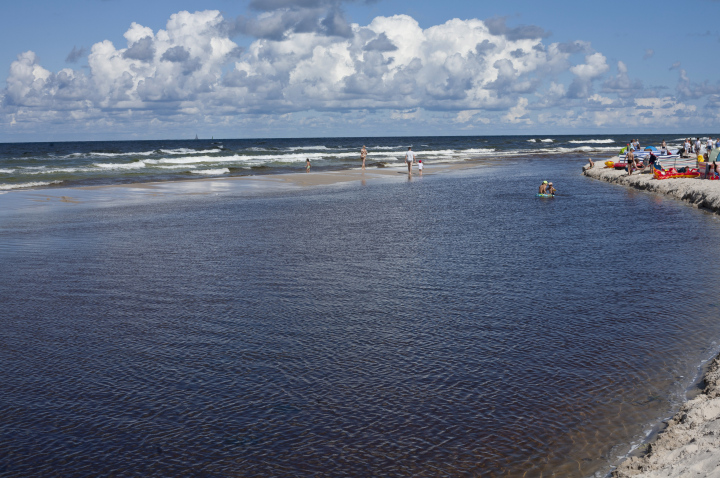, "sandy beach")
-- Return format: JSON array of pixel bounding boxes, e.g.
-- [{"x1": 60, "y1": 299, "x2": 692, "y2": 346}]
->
[{"x1": 585, "y1": 161, "x2": 720, "y2": 477}]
